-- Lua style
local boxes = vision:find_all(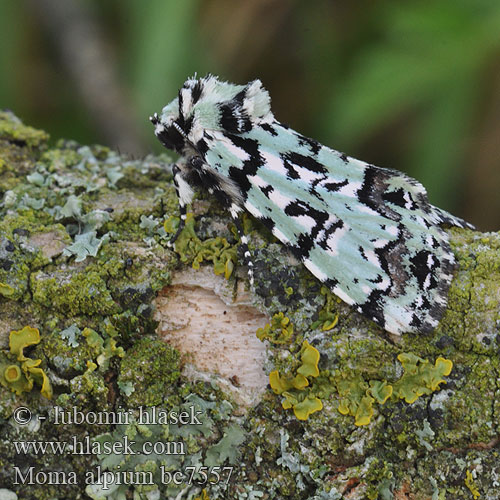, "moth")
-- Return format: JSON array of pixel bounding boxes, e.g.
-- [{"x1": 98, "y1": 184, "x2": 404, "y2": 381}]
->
[{"x1": 150, "y1": 75, "x2": 472, "y2": 335}]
